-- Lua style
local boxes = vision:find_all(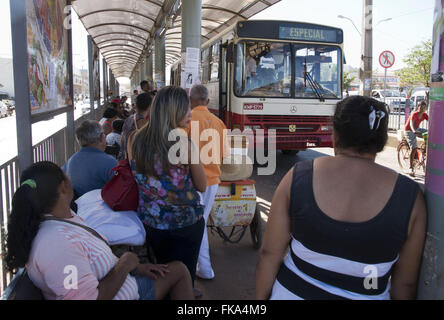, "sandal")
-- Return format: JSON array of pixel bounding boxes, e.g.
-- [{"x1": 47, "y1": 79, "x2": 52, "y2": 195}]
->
[{"x1": 193, "y1": 288, "x2": 203, "y2": 300}]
